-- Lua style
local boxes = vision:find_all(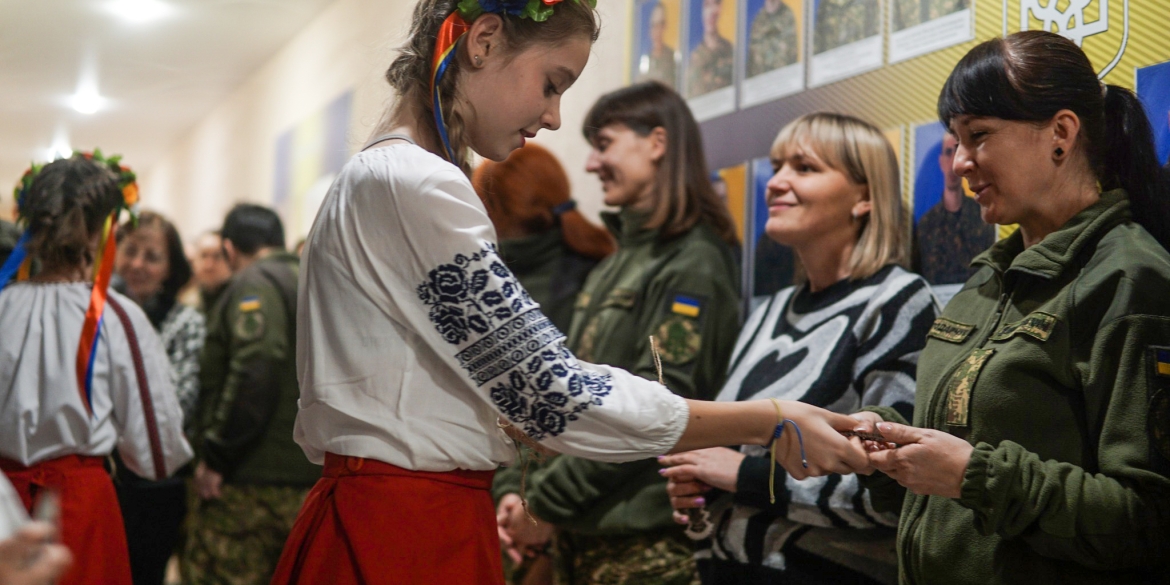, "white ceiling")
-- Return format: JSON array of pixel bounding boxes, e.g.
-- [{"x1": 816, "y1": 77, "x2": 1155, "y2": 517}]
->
[{"x1": 0, "y1": 0, "x2": 337, "y2": 206}]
